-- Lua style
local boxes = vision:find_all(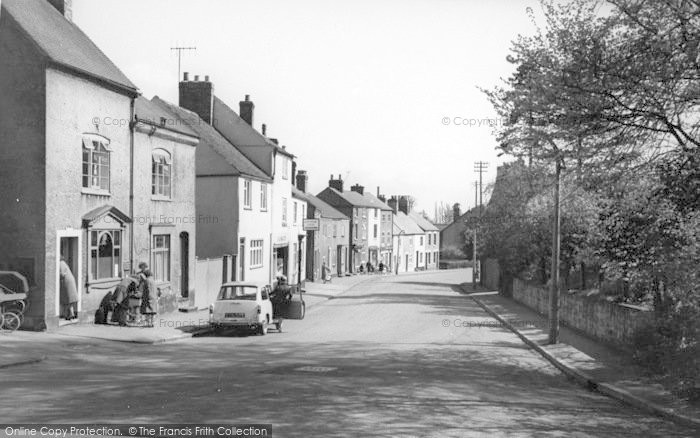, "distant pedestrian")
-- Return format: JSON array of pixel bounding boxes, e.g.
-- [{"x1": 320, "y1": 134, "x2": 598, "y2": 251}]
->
[
  {"x1": 322, "y1": 262, "x2": 331, "y2": 284},
  {"x1": 59, "y1": 257, "x2": 78, "y2": 320},
  {"x1": 366, "y1": 261, "x2": 373, "y2": 274},
  {"x1": 139, "y1": 270, "x2": 158, "y2": 327}
]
